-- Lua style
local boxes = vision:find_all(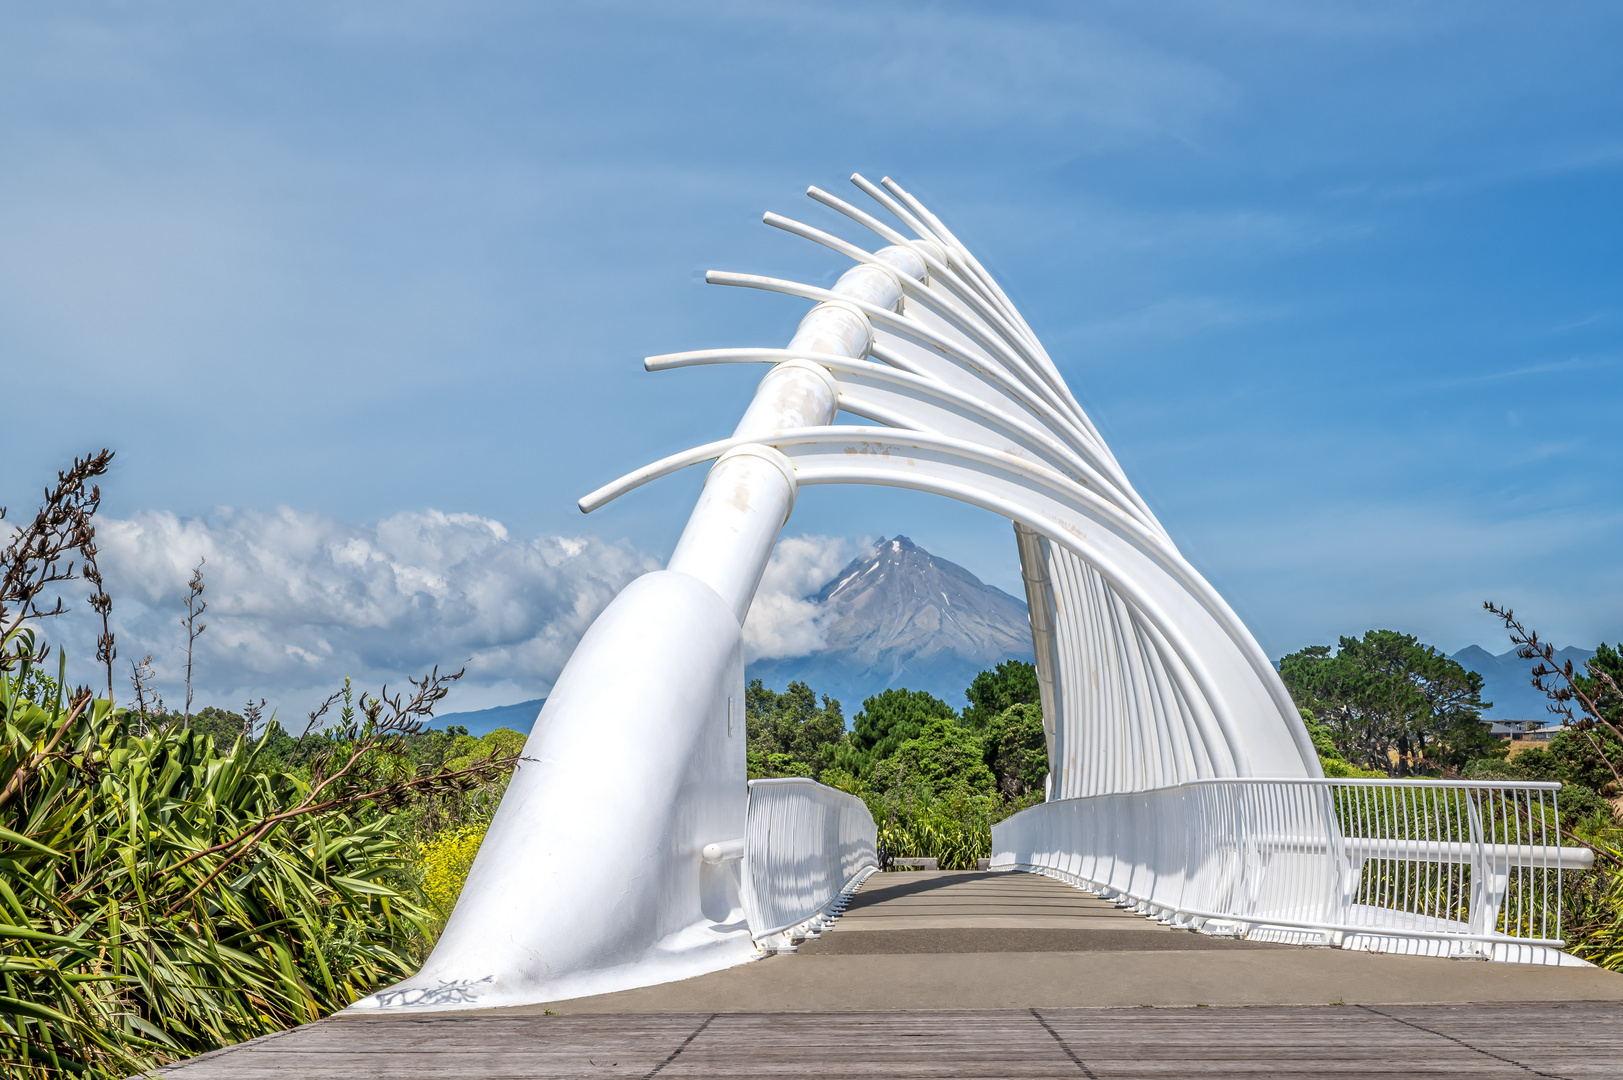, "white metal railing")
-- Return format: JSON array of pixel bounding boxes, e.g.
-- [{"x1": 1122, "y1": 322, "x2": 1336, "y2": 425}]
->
[
  {"x1": 740, "y1": 777, "x2": 878, "y2": 946},
  {"x1": 991, "y1": 778, "x2": 1596, "y2": 964}
]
